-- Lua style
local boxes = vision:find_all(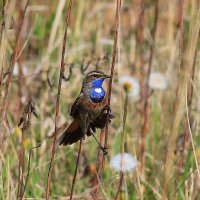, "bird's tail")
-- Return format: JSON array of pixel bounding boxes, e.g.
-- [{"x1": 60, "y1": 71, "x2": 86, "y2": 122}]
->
[
  {"x1": 57, "y1": 112, "x2": 115, "y2": 146},
  {"x1": 57, "y1": 119, "x2": 83, "y2": 146}
]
